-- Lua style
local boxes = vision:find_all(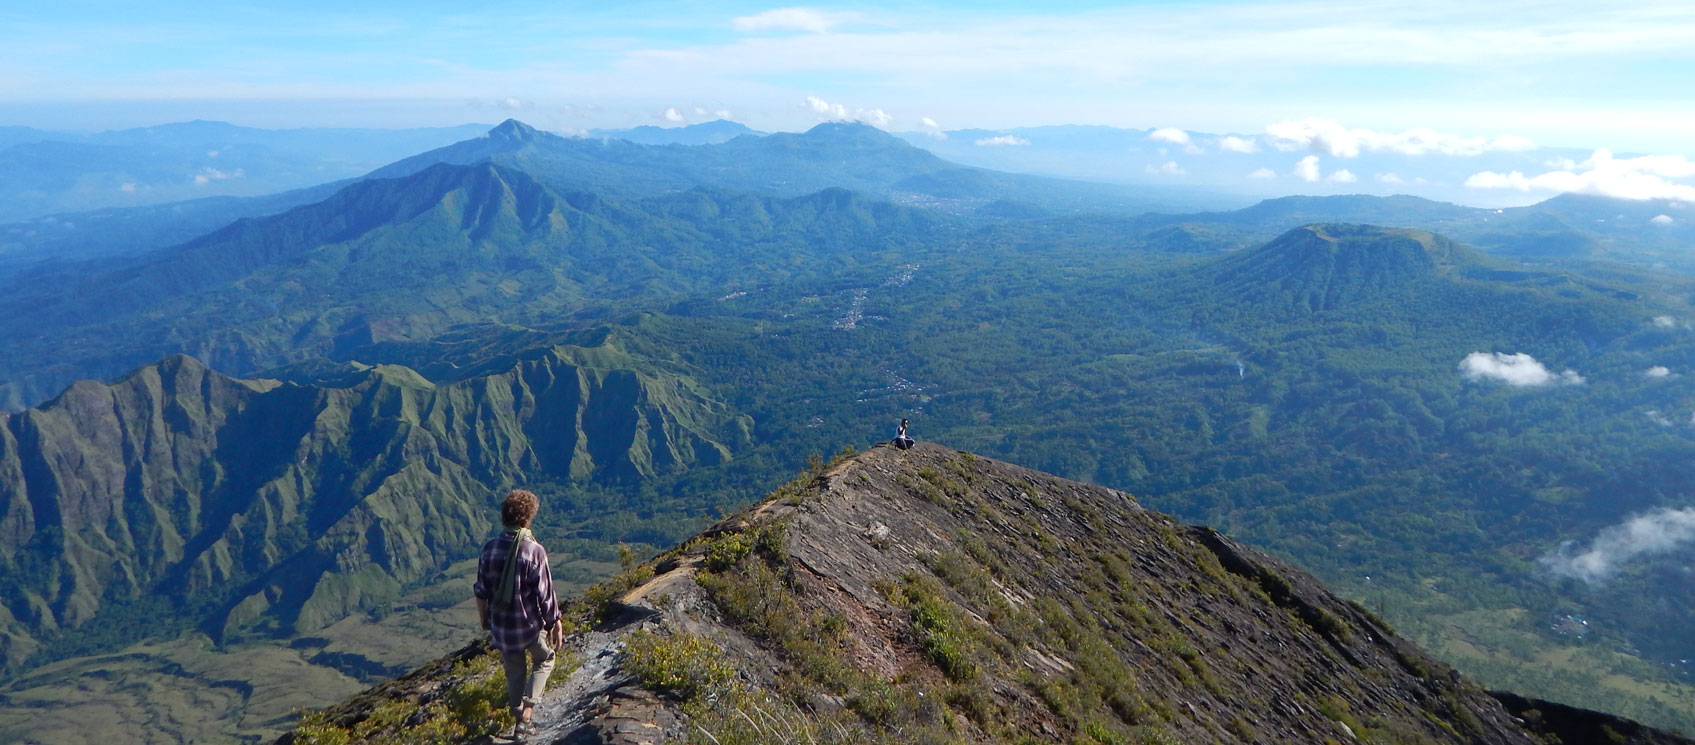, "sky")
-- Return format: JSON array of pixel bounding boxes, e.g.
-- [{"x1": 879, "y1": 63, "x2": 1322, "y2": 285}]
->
[{"x1": 4, "y1": 1, "x2": 1695, "y2": 204}]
